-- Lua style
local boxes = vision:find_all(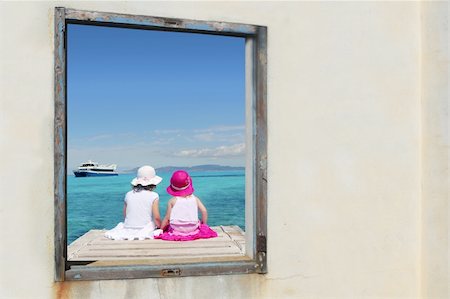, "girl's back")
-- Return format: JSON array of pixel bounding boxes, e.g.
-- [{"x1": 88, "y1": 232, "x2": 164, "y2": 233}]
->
[
  {"x1": 124, "y1": 190, "x2": 158, "y2": 228},
  {"x1": 105, "y1": 165, "x2": 162, "y2": 240},
  {"x1": 156, "y1": 170, "x2": 217, "y2": 241},
  {"x1": 170, "y1": 195, "x2": 198, "y2": 223}
]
